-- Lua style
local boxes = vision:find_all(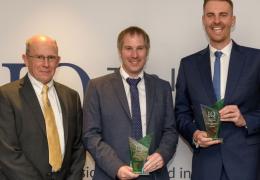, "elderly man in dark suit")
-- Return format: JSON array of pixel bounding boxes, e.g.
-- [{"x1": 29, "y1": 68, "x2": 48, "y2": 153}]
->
[
  {"x1": 175, "y1": 0, "x2": 260, "y2": 180},
  {"x1": 83, "y1": 26, "x2": 178, "y2": 180},
  {"x1": 0, "y1": 35, "x2": 85, "y2": 180}
]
